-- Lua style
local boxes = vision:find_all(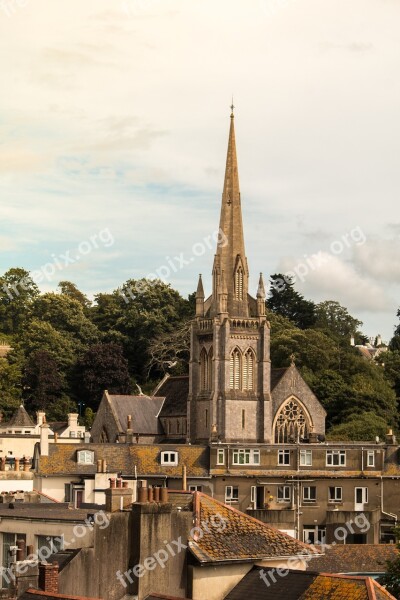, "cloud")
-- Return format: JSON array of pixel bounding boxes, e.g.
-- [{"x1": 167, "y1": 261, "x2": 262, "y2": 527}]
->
[
  {"x1": 277, "y1": 252, "x2": 392, "y2": 313},
  {"x1": 353, "y1": 237, "x2": 400, "y2": 283}
]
